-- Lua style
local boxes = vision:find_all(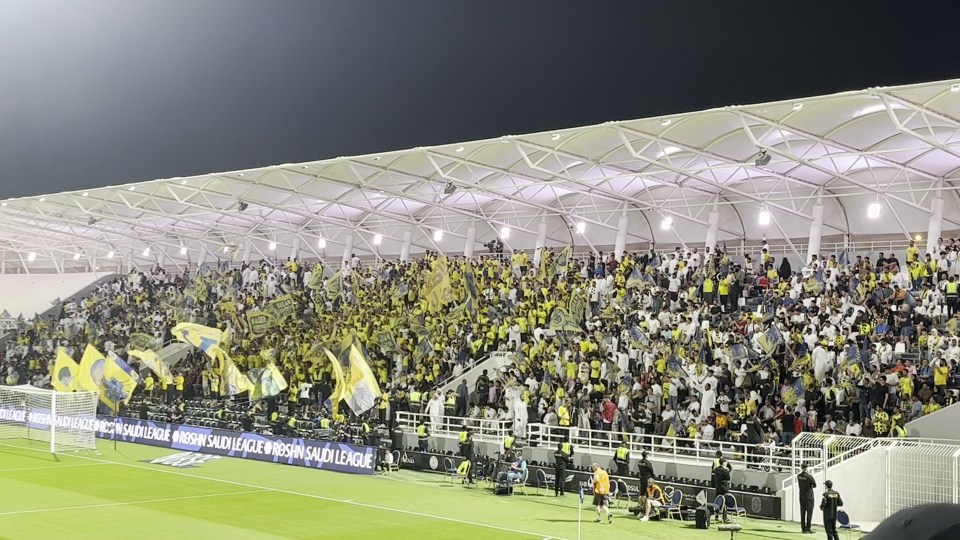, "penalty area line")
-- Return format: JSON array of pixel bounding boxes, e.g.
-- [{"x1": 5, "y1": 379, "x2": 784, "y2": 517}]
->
[
  {"x1": 0, "y1": 442, "x2": 570, "y2": 539},
  {"x1": 0, "y1": 489, "x2": 268, "y2": 516}
]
